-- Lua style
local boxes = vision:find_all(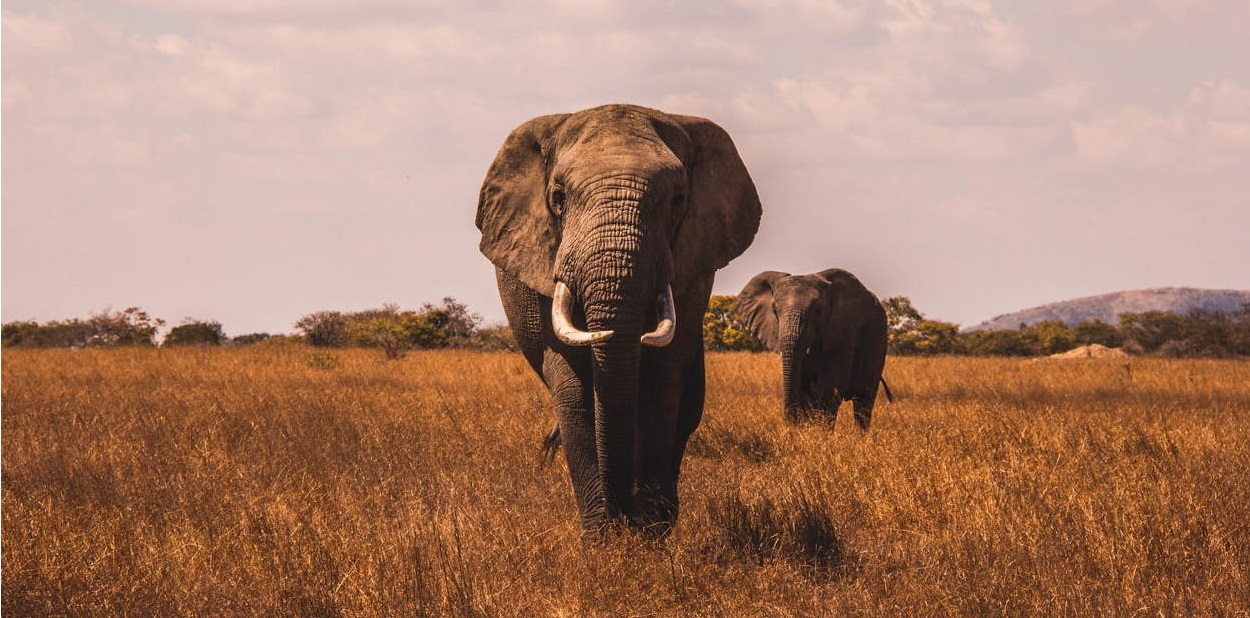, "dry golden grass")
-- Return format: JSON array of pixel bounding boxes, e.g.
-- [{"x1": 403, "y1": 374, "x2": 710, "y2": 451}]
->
[{"x1": 3, "y1": 347, "x2": 1249, "y2": 616}]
